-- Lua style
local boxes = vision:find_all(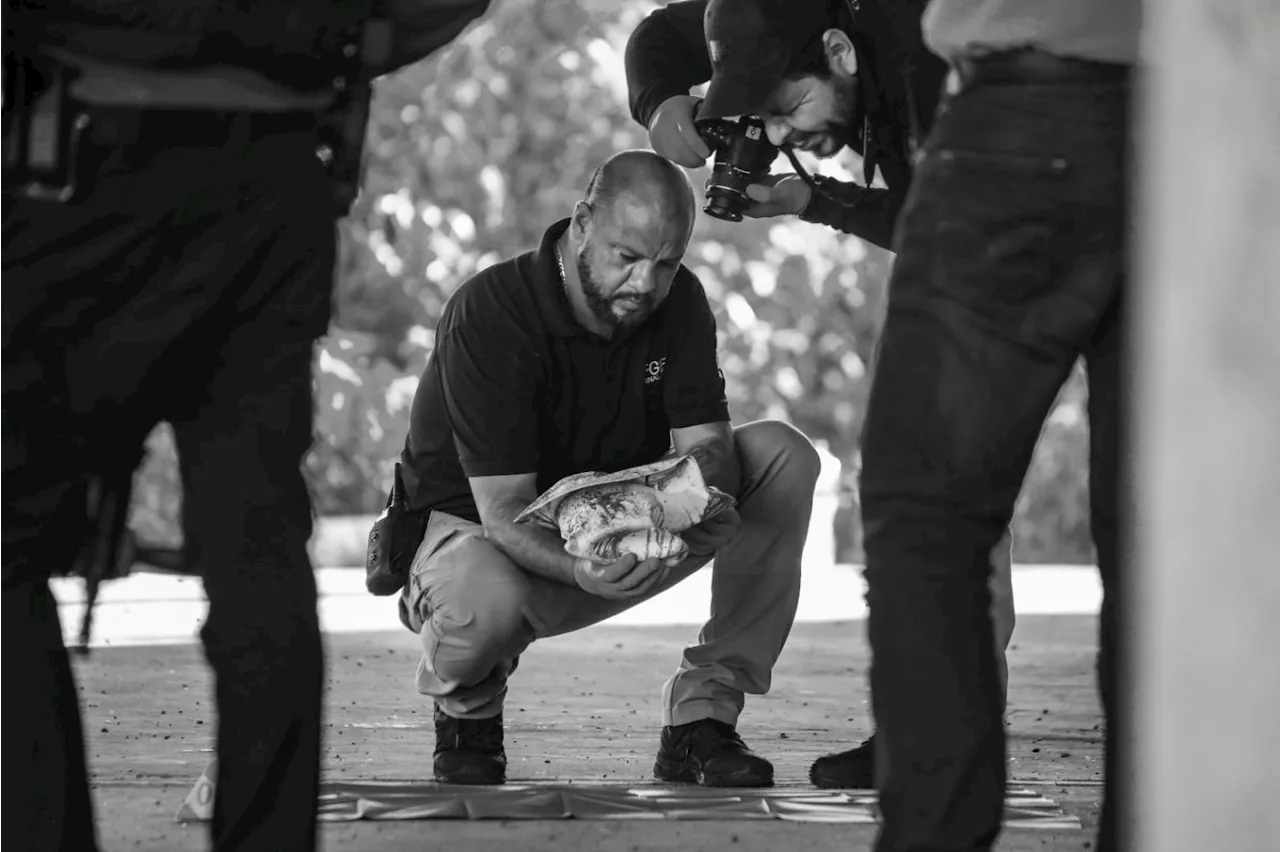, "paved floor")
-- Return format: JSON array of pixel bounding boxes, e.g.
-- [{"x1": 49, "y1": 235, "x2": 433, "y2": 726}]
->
[{"x1": 74, "y1": 609, "x2": 1106, "y2": 851}]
